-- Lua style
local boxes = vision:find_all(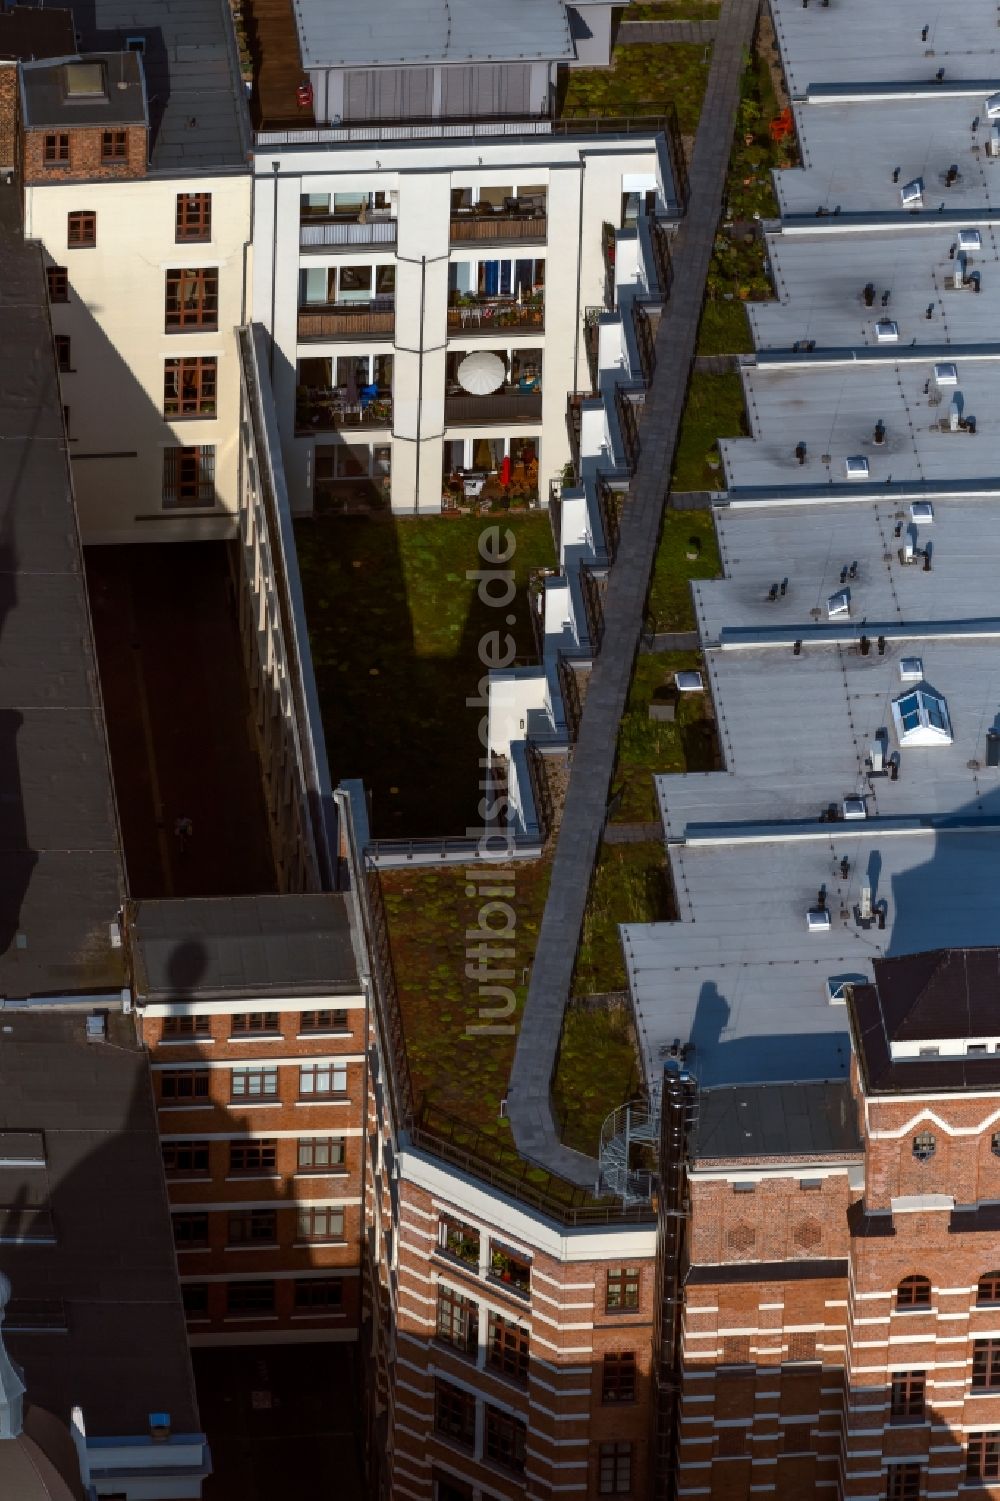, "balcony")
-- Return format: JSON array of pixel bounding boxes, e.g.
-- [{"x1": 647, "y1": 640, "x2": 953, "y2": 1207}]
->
[
  {"x1": 296, "y1": 389, "x2": 393, "y2": 433},
  {"x1": 297, "y1": 301, "x2": 395, "y2": 341},
  {"x1": 299, "y1": 216, "x2": 398, "y2": 251},
  {"x1": 445, "y1": 391, "x2": 542, "y2": 426},
  {"x1": 447, "y1": 297, "x2": 544, "y2": 335},
  {"x1": 450, "y1": 204, "x2": 546, "y2": 246}
]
